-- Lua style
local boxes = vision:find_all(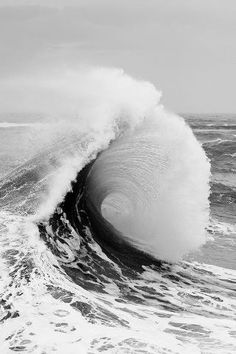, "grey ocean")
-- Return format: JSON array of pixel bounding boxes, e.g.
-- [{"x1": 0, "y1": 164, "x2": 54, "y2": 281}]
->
[{"x1": 0, "y1": 114, "x2": 235, "y2": 354}]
